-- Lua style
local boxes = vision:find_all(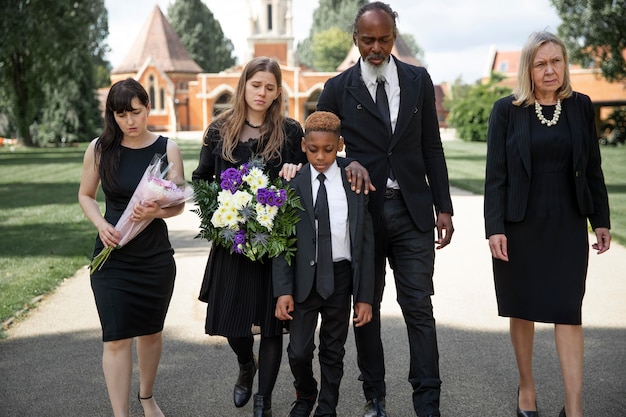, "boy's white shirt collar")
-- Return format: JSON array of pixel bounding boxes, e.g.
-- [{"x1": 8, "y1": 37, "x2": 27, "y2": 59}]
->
[{"x1": 310, "y1": 160, "x2": 340, "y2": 183}]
